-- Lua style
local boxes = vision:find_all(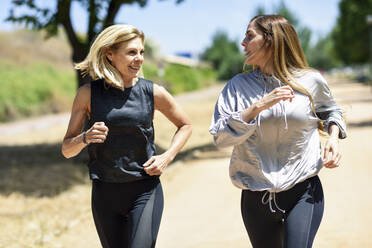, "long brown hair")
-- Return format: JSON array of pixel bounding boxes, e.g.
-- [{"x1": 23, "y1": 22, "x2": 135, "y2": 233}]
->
[{"x1": 247, "y1": 14, "x2": 325, "y2": 131}]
